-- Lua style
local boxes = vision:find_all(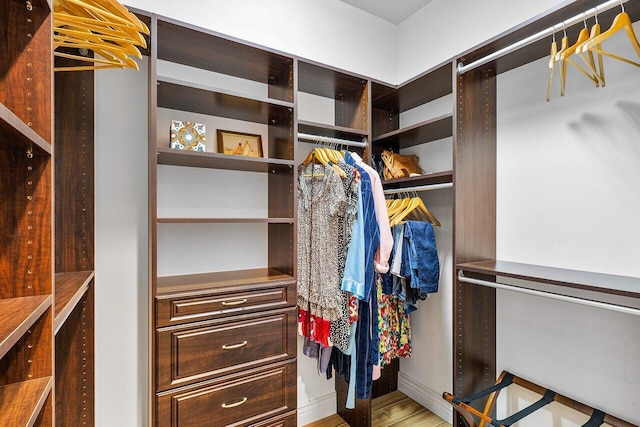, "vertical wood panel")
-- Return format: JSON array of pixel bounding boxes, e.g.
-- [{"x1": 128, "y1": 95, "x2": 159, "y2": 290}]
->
[
  {"x1": 55, "y1": 286, "x2": 94, "y2": 426},
  {"x1": 453, "y1": 65, "x2": 497, "y2": 426},
  {"x1": 54, "y1": 55, "x2": 95, "y2": 272}
]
